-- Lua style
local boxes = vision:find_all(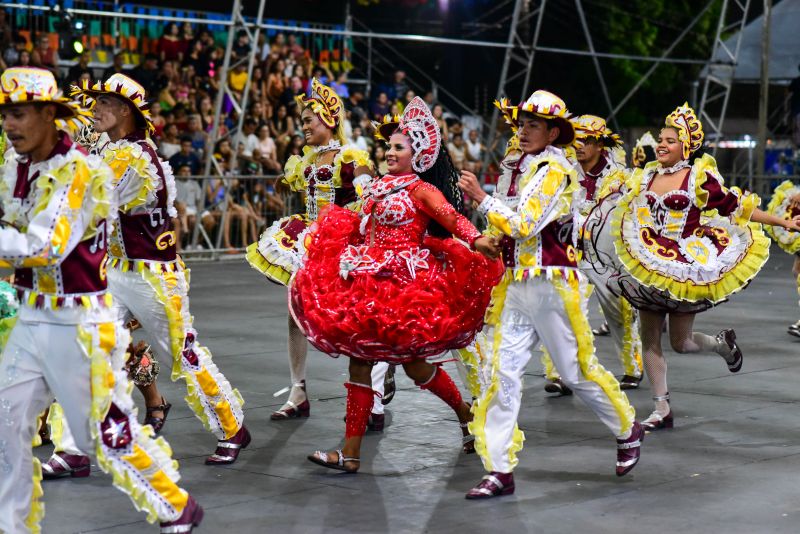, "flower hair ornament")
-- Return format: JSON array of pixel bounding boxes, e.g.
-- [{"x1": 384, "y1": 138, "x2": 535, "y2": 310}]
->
[
  {"x1": 664, "y1": 102, "x2": 704, "y2": 160},
  {"x1": 397, "y1": 97, "x2": 441, "y2": 173},
  {"x1": 295, "y1": 77, "x2": 343, "y2": 130}
]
